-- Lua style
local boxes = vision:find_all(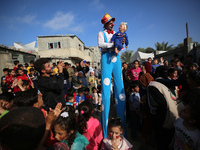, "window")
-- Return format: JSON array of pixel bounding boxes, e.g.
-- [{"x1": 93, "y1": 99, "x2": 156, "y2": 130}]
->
[
  {"x1": 48, "y1": 42, "x2": 61, "y2": 49},
  {"x1": 79, "y1": 44, "x2": 82, "y2": 51},
  {"x1": 89, "y1": 52, "x2": 90, "y2": 56}
]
